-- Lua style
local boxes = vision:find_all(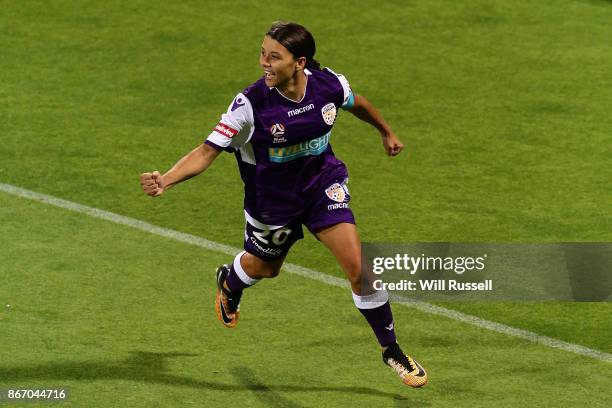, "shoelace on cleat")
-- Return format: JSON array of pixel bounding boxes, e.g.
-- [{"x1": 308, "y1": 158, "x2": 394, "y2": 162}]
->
[
  {"x1": 387, "y1": 357, "x2": 416, "y2": 377},
  {"x1": 386, "y1": 349, "x2": 415, "y2": 374},
  {"x1": 387, "y1": 359, "x2": 410, "y2": 376}
]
